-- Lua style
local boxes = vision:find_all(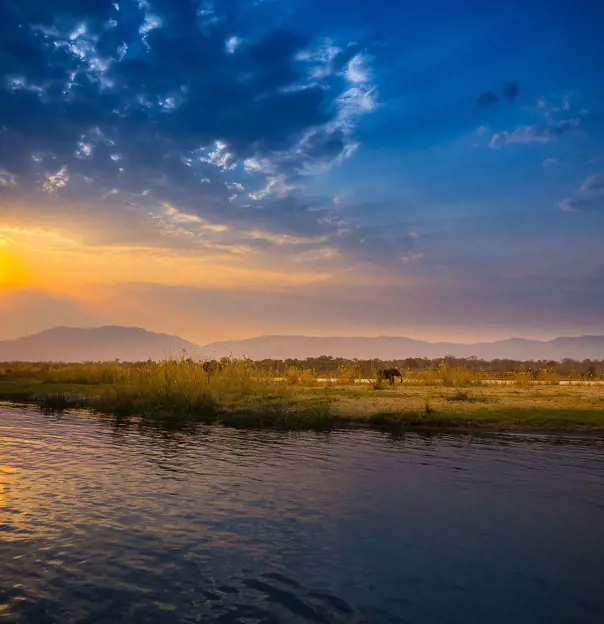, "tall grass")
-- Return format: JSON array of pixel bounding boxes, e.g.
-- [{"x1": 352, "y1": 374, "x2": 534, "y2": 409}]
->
[
  {"x1": 1, "y1": 358, "x2": 293, "y2": 420},
  {"x1": 283, "y1": 365, "x2": 317, "y2": 385},
  {"x1": 337, "y1": 363, "x2": 361, "y2": 385},
  {"x1": 94, "y1": 357, "x2": 288, "y2": 418},
  {"x1": 414, "y1": 362, "x2": 485, "y2": 387},
  {"x1": 0, "y1": 358, "x2": 573, "y2": 420}
]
